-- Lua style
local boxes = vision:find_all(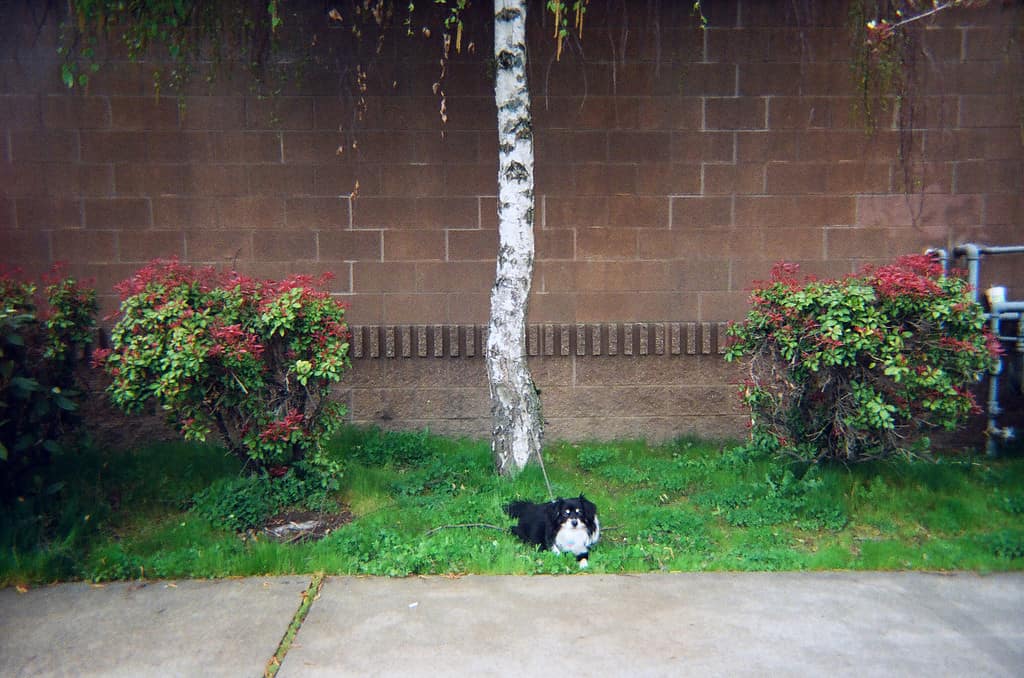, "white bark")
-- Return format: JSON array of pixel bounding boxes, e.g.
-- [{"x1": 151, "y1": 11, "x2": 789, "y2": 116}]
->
[{"x1": 488, "y1": 0, "x2": 543, "y2": 476}]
